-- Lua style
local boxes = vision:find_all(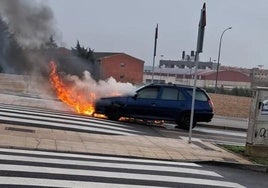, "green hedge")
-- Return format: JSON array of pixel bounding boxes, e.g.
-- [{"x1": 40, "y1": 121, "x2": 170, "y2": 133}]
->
[{"x1": 204, "y1": 87, "x2": 252, "y2": 97}]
